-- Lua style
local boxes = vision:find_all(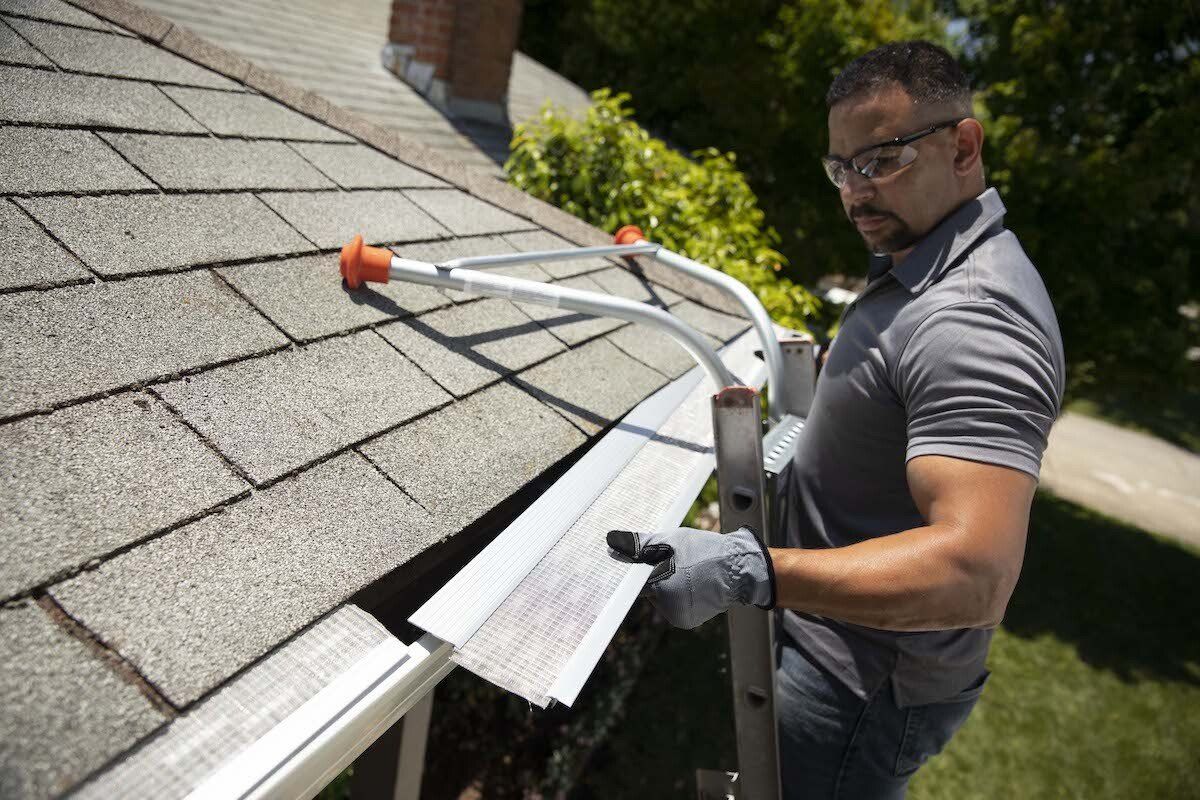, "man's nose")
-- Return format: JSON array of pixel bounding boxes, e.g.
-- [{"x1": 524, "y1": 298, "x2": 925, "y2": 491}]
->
[{"x1": 840, "y1": 170, "x2": 874, "y2": 206}]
